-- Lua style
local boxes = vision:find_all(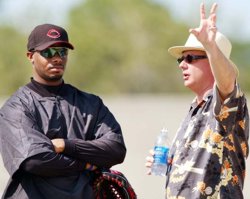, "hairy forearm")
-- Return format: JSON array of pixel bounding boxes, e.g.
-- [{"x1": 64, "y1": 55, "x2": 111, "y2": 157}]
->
[{"x1": 206, "y1": 44, "x2": 236, "y2": 99}]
